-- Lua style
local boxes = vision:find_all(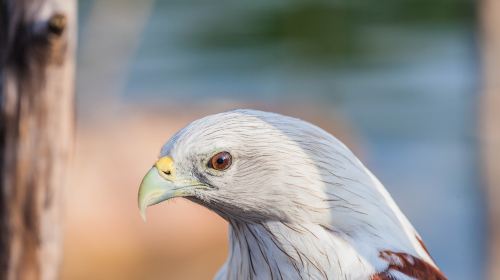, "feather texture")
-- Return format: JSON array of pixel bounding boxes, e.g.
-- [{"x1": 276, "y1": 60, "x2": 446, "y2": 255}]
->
[
  {"x1": 371, "y1": 251, "x2": 447, "y2": 280},
  {"x1": 155, "y1": 109, "x2": 446, "y2": 279}
]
